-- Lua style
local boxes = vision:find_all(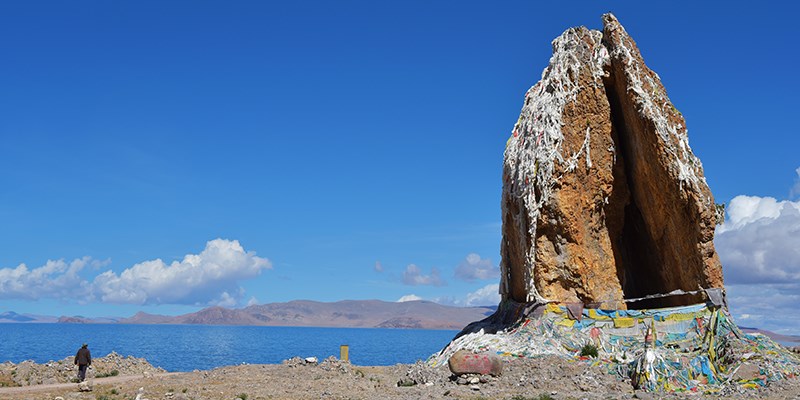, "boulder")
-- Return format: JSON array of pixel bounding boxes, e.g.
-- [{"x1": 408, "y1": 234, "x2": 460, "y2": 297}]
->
[
  {"x1": 499, "y1": 13, "x2": 724, "y2": 309},
  {"x1": 447, "y1": 350, "x2": 502, "y2": 376},
  {"x1": 78, "y1": 381, "x2": 92, "y2": 392},
  {"x1": 732, "y1": 363, "x2": 763, "y2": 381}
]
